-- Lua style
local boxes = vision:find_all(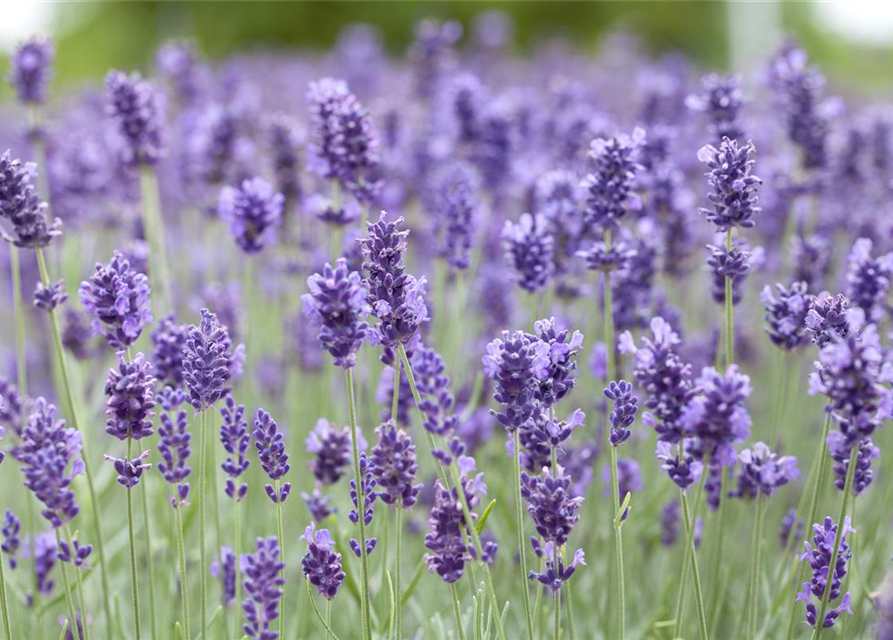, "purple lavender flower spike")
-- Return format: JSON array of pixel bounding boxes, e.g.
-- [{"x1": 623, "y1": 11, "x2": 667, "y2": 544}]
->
[
  {"x1": 211, "y1": 546, "x2": 237, "y2": 608},
  {"x1": 29, "y1": 531, "x2": 57, "y2": 598},
  {"x1": 302, "y1": 259, "x2": 369, "y2": 370},
  {"x1": 797, "y1": 516, "x2": 854, "y2": 629},
  {"x1": 253, "y1": 409, "x2": 291, "y2": 504},
  {"x1": 1, "y1": 510, "x2": 21, "y2": 569},
  {"x1": 682, "y1": 365, "x2": 752, "y2": 465},
  {"x1": 762, "y1": 282, "x2": 810, "y2": 350},
  {"x1": 0, "y1": 379, "x2": 23, "y2": 437},
  {"x1": 369, "y1": 421, "x2": 422, "y2": 509},
  {"x1": 62, "y1": 308, "x2": 95, "y2": 360},
  {"x1": 577, "y1": 239, "x2": 636, "y2": 273},
  {"x1": 828, "y1": 433, "x2": 879, "y2": 496},
  {"x1": 656, "y1": 441, "x2": 703, "y2": 491},
  {"x1": 686, "y1": 74, "x2": 744, "y2": 142},
  {"x1": 157, "y1": 388, "x2": 192, "y2": 506},
  {"x1": 218, "y1": 177, "x2": 284, "y2": 254},
  {"x1": 502, "y1": 213, "x2": 554, "y2": 293},
  {"x1": 0, "y1": 150, "x2": 60, "y2": 249},
  {"x1": 521, "y1": 466, "x2": 583, "y2": 547},
  {"x1": 483, "y1": 330, "x2": 549, "y2": 433},
  {"x1": 430, "y1": 162, "x2": 476, "y2": 271},
  {"x1": 305, "y1": 418, "x2": 355, "y2": 485},
  {"x1": 57, "y1": 537, "x2": 92, "y2": 569},
  {"x1": 528, "y1": 539, "x2": 586, "y2": 592},
  {"x1": 411, "y1": 343, "x2": 458, "y2": 437},
  {"x1": 156, "y1": 40, "x2": 203, "y2": 106},
  {"x1": 730, "y1": 442, "x2": 800, "y2": 499},
  {"x1": 220, "y1": 396, "x2": 249, "y2": 501},
  {"x1": 79, "y1": 250, "x2": 152, "y2": 349},
  {"x1": 376, "y1": 364, "x2": 412, "y2": 426},
  {"x1": 359, "y1": 213, "x2": 428, "y2": 348},
  {"x1": 660, "y1": 500, "x2": 680, "y2": 547},
  {"x1": 301, "y1": 488, "x2": 335, "y2": 523},
  {"x1": 105, "y1": 351, "x2": 156, "y2": 441},
  {"x1": 424, "y1": 480, "x2": 470, "y2": 583},
  {"x1": 33, "y1": 279, "x2": 67, "y2": 312},
  {"x1": 348, "y1": 453, "x2": 377, "y2": 557},
  {"x1": 604, "y1": 380, "x2": 638, "y2": 447},
  {"x1": 183, "y1": 308, "x2": 236, "y2": 412},
  {"x1": 151, "y1": 313, "x2": 187, "y2": 388},
  {"x1": 534, "y1": 317, "x2": 584, "y2": 407},
  {"x1": 697, "y1": 137, "x2": 762, "y2": 232},
  {"x1": 9, "y1": 36, "x2": 54, "y2": 105},
  {"x1": 780, "y1": 508, "x2": 804, "y2": 551},
  {"x1": 845, "y1": 238, "x2": 893, "y2": 323},
  {"x1": 805, "y1": 293, "x2": 850, "y2": 349},
  {"x1": 242, "y1": 536, "x2": 285, "y2": 640},
  {"x1": 581, "y1": 128, "x2": 645, "y2": 234},
  {"x1": 104, "y1": 450, "x2": 151, "y2": 489},
  {"x1": 528, "y1": 408, "x2": 585, "y2": 452},
  {"x1": 105, "y1": 70, "x2": 164, "y2": 166},
  {"x1": 300, "y1": 523, "x2": 345, "y2": 600}
]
